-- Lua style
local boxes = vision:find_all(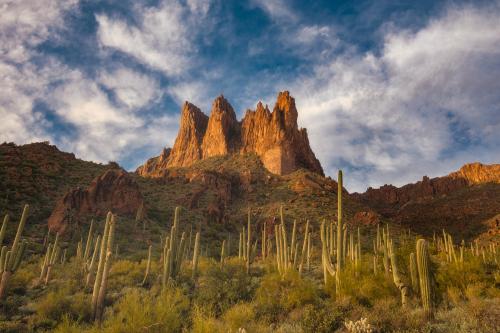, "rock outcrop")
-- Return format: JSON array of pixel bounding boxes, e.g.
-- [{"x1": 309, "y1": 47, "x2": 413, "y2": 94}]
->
[
  {"x1": 355, "y1": 162, "x2": 499, "y2": 208},
  {"x1": 136, "y1": 91, "x2": 324, "y2": 177},
  {"x1": 168, "y1": 102, "x2": 208, "y2": 167},
  {"x1": 136, "y1": 148, "x2": 171, "y2": 177},
  {"x1": 48, "y1": 169, "x2": 144, "y2": 233},
  {"x1": 449, "y1": 162, "x2": 500, "y2": 184}
]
